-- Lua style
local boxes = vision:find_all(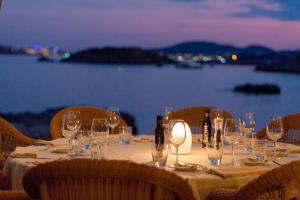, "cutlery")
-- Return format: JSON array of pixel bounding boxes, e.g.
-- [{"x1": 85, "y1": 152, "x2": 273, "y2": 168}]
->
[
  {"x1": 272, "y1": 160, "x2": 282, "y2": 166},
  {"x1": 39, "y1": 146, "x2": 51, "y2": 151}
]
